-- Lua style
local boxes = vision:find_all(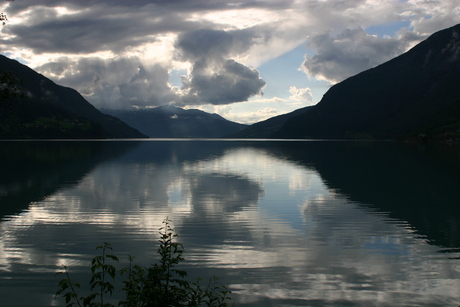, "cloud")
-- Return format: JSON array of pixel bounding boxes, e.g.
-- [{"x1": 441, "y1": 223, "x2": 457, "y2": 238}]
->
[
  {"x1": 175, "y1": 28, "x2": 254, "y2": 62},
  {"x1": 302, "y1": 27, "x2": 426, "y2": 83},
  {"x1": 22, "y1": 26, "x2": 267, "y2": 109},
  {"x1": 407, "y1": 0, "x2": 460, "y2": 34},
  {"x1": 227, "y1": 107, "x2": 281, "y2": 124},
  {"x1": 180, "y1": 59, "x2": 266, "y2": 105},
  {"x1": 37, "y1": 56, "x2": 177, "y2": 109},
  {"x1": 4, "y1": 4, "x2": 189, "y2": 54},
  {"x1": 289, "y1": 86, "x2": 313, "y2": 104},
  {"x1": 175, "y1": 29, "x2": 266, "y2": 105}
]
